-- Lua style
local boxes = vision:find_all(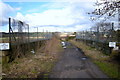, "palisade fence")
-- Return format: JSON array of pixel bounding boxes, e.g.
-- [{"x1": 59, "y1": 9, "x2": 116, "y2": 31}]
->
[
  {"x1": 2, "y1": 18, "x2": 53, "y2": 62},
  {"x1": 76, "y1": 22, "x2": 120, "y2": 54}
]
